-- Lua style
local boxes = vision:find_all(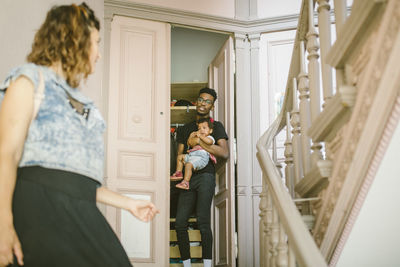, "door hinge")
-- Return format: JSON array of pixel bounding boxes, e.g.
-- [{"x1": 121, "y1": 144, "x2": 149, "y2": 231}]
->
[
  {"x1": 234, "y1": 232, "x2": 238, "y2": 259},
  {"x1": 233, "y1": 138, "x2": 237, "y2": 165},
  {"x1": 233, "y1": 50, "x2": 236, "y2": 75}
]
